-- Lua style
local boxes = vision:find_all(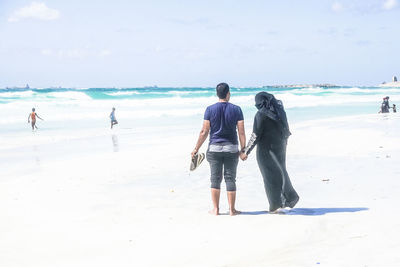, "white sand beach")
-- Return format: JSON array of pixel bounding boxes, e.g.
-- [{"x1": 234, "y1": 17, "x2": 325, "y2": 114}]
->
[
  {"x1": 1, "y1": 112, "x2": 400, "y2": 267},
  {"x1": 3, "y1": 0, "x2": 400, "y2": 265}
]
